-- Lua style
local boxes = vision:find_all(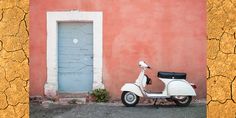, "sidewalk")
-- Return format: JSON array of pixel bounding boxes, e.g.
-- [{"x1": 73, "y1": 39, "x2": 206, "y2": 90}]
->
[{"x1": 30, "y1": 101, "x2": 206, "y2": 118}]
